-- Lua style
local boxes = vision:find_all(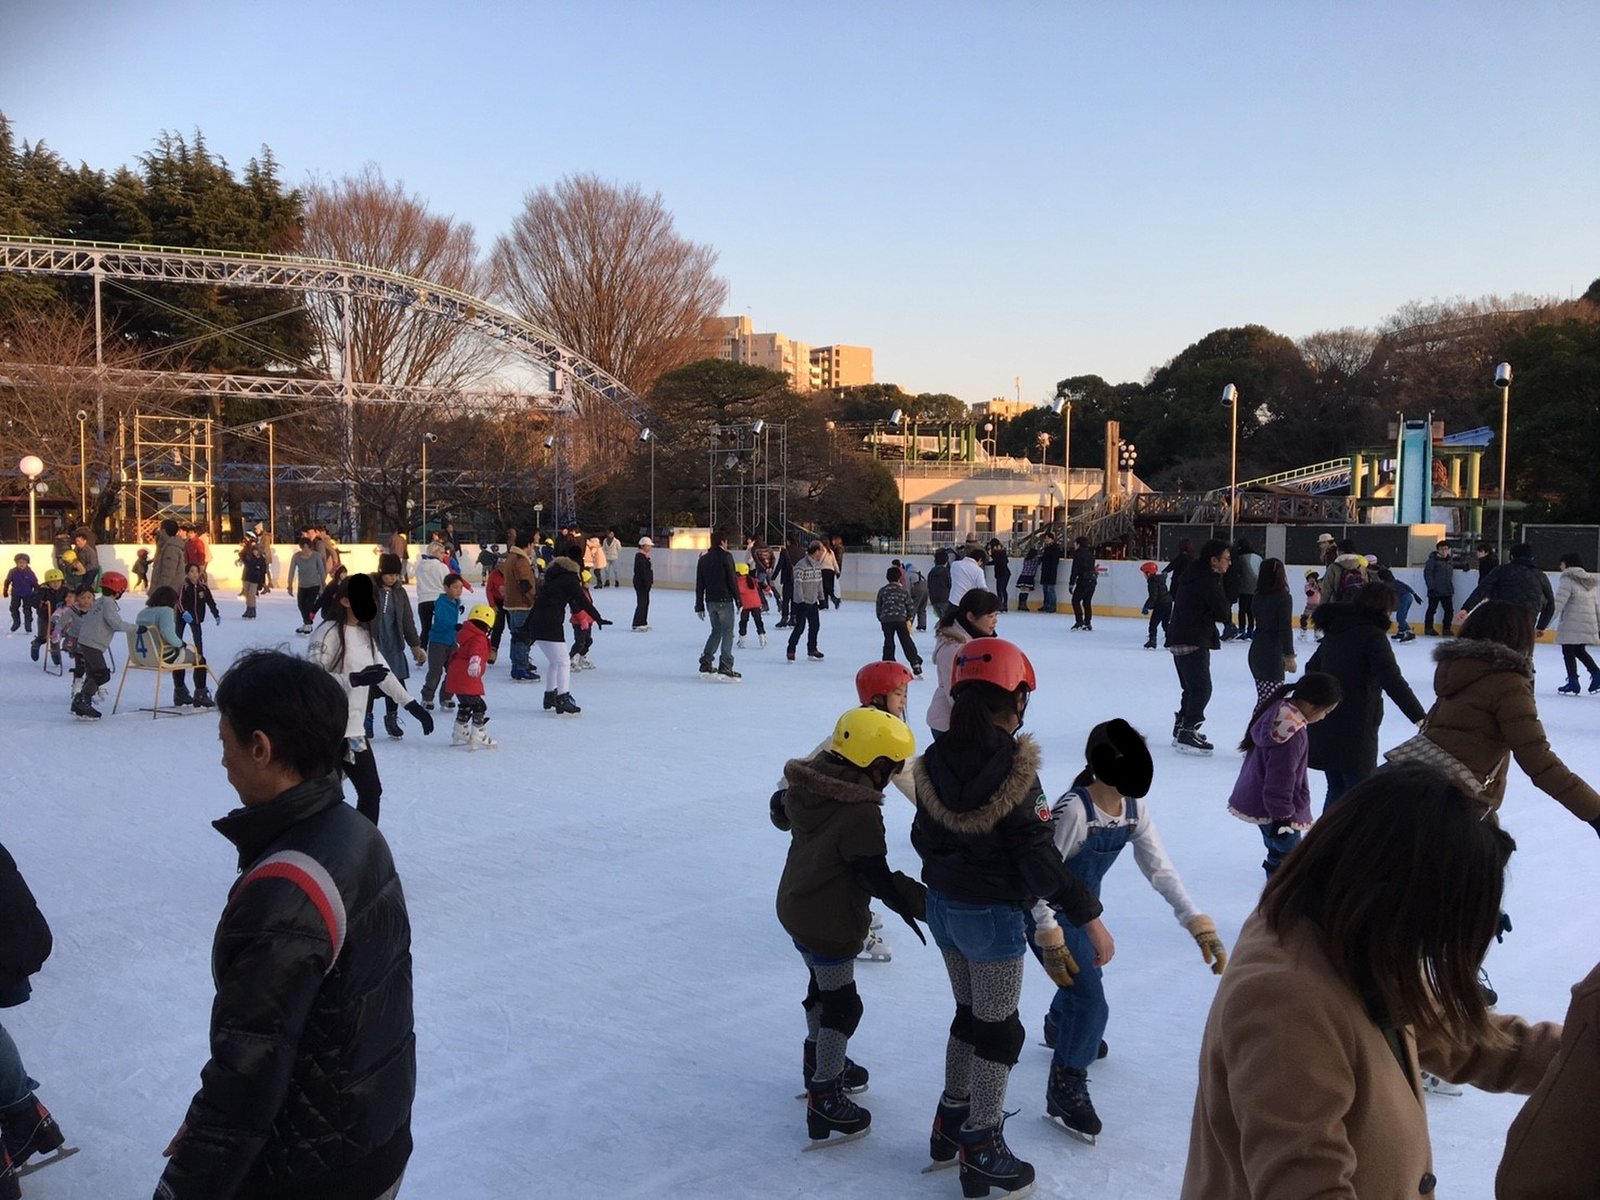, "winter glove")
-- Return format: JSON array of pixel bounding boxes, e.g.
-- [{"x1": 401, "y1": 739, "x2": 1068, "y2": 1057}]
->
[
  {"x1": 1285, "y1": 656, "x2": 1297, "y2": 673},
  {"x1": 1033, "y1": 924, "x2": 1079, "y2": 988},
  {"x1": 1496, "y1": 911, "x2": 1513, "y2": 942},
  {"x1": 467, "y1": 654, "x2": 484, "y2": 679},
  {"x1": 412, "y1": 646, "x2": 427, "y2": 665},
  {"x1": 181, "y1": 611, "x2": 194, "y2": 624},
  {"x1": 1187, "y1": 914, "x2": 1228, "y2": 975},
  {"x1": 599, "y1": 618, "x2": 613, "y2": 627},
  {"x1": 349, "y1": 664, "x2": 389, "y2": 687},
  {"x1": 405, "y1": 700, "x2": 434, "y2": 735},
  {"x1": 769, "y1": 789, "x2": 791, "y2": 831}
]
